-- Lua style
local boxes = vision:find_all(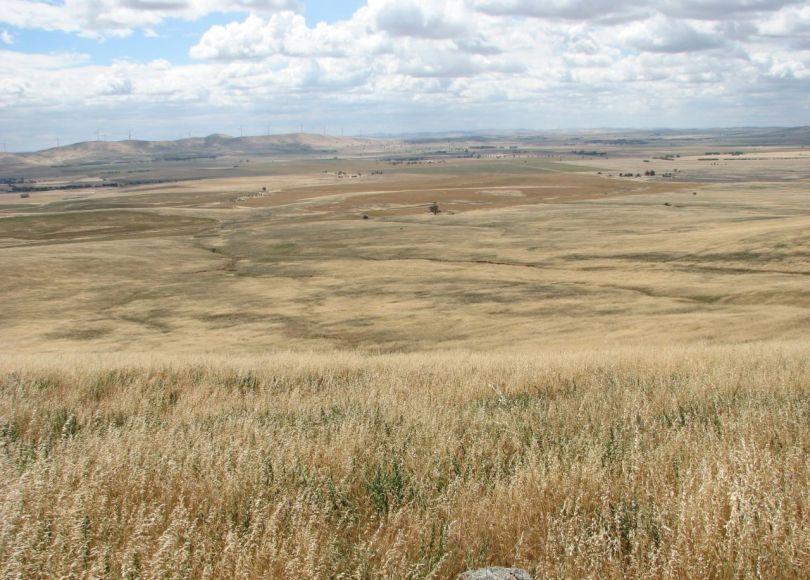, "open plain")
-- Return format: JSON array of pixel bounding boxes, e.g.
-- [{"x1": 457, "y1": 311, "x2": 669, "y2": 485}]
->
[
  {"x1": 1, "y1": 130, "x2": 809, "y2": 578},
  {"x1": 2, "y1": 133, "x2": 810, "y2": 354}
]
